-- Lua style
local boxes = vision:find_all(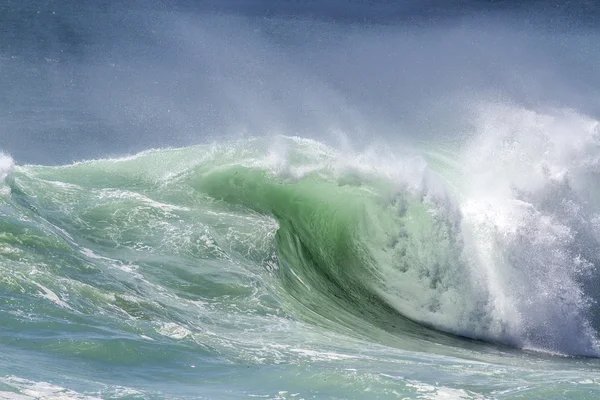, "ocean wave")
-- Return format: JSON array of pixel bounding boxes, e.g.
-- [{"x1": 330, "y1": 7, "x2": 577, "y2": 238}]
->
[{"x1": 3, "y1": 108, "x2": 600, "y2": 357}]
